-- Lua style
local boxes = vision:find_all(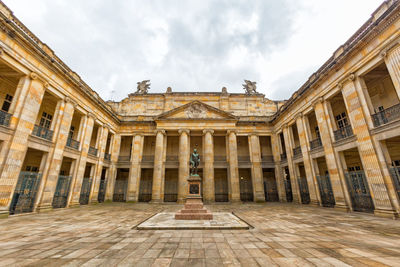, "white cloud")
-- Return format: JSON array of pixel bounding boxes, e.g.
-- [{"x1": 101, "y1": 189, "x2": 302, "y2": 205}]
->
[{"x1": 3, "y1": 0, "x2": 384, "y2": 101}]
